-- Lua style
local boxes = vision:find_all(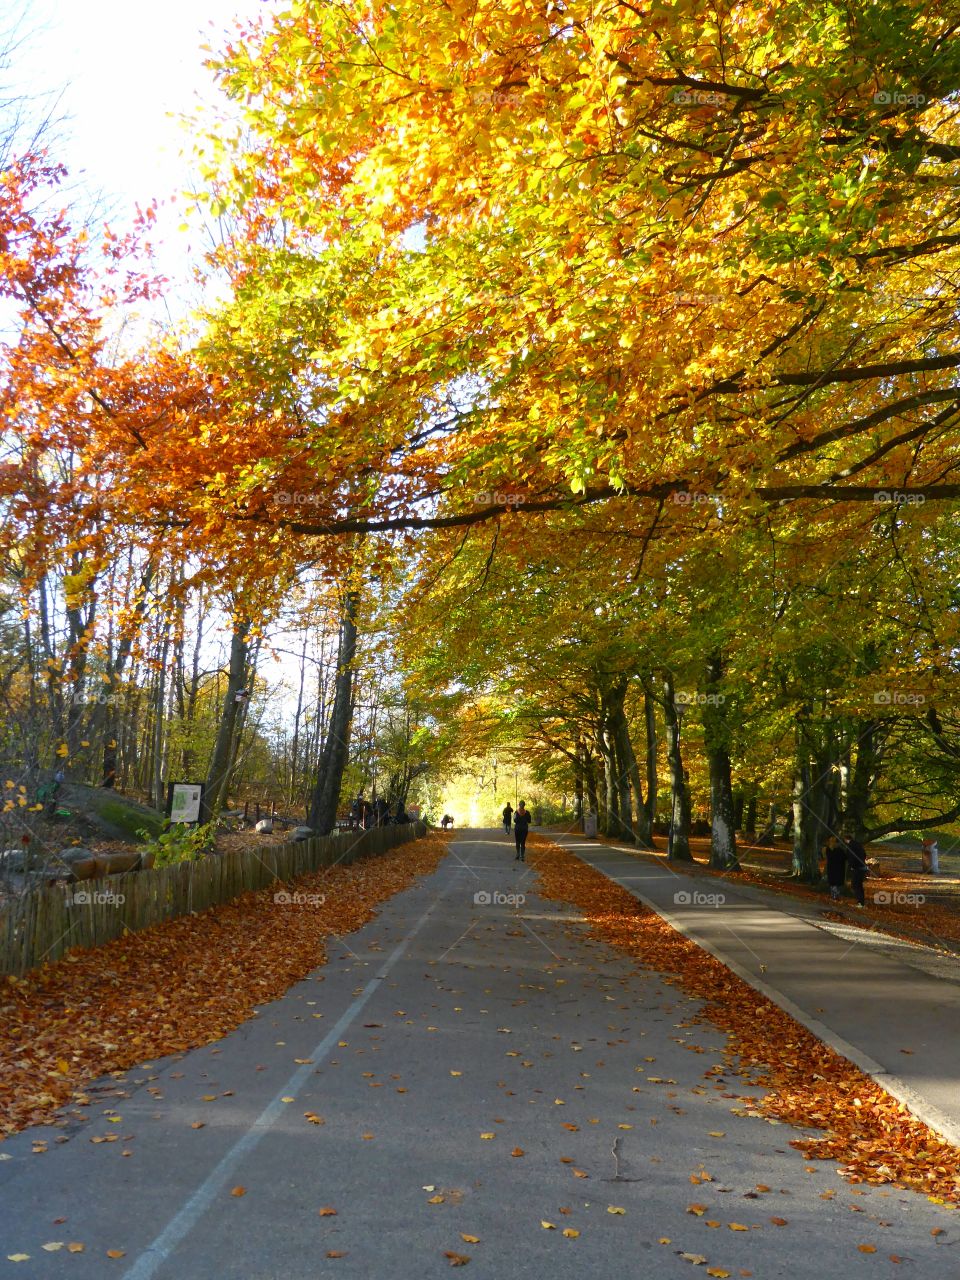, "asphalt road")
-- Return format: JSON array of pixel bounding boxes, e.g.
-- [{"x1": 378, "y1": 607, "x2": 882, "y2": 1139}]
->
[{"x1": 0, "y1": 831, "x2": 955, "y2": 1279}]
